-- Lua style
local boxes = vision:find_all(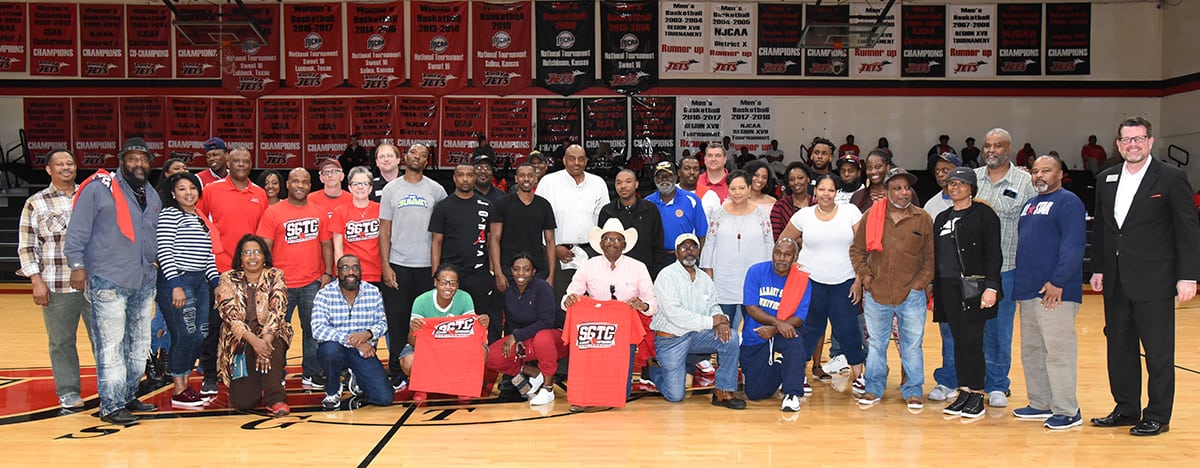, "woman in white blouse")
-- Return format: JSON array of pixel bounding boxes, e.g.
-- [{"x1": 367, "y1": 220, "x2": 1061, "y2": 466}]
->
[{"x1": 699, "y1": 170, "x2": 774, "y2": 333}]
